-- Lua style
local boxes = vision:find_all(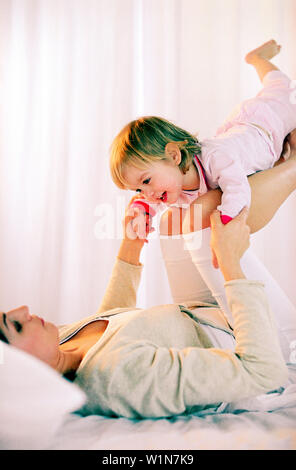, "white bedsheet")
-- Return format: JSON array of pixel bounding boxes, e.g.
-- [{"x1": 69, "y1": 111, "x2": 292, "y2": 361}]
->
[
  {"x1": 48, "y1": 407, "x2": 296, "y2": 450},
  {"x1": 3, "y1": 341, "x2": 295, "y2": 450}
]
